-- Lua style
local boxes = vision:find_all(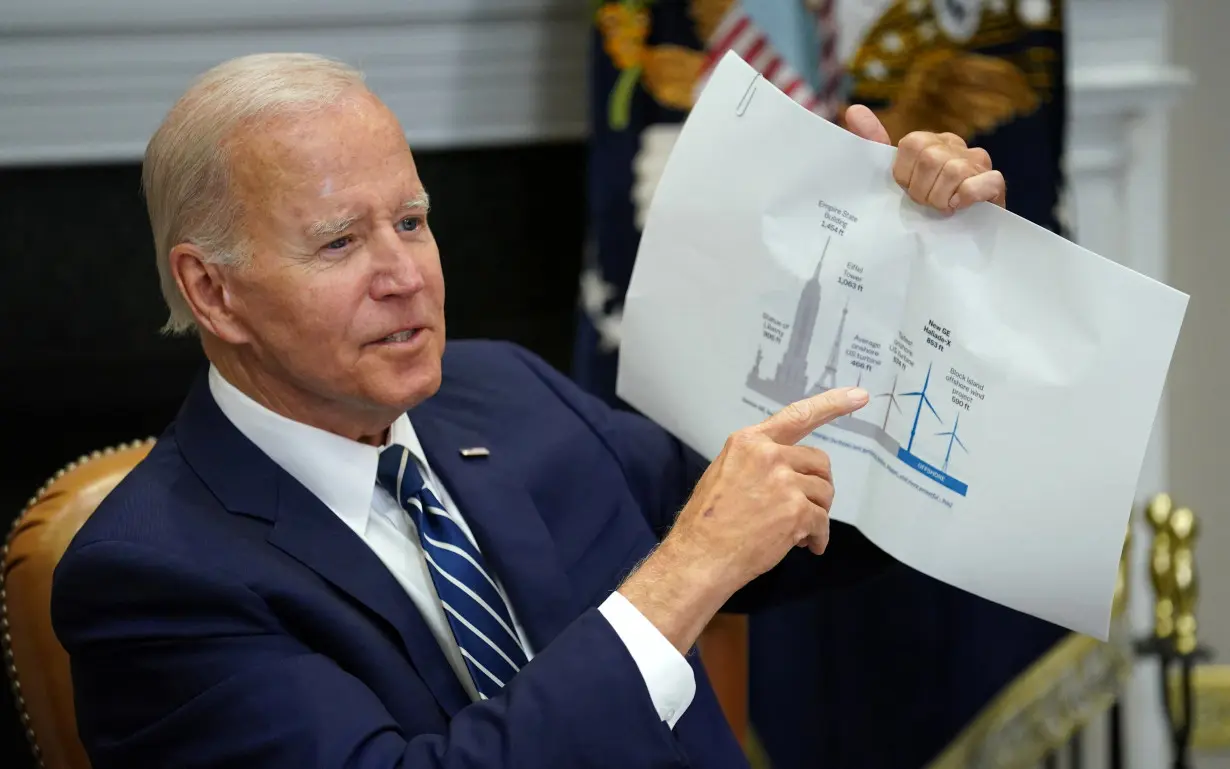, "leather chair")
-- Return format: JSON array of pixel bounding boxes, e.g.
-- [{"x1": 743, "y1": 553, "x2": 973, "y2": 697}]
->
[
  {"x1": 2, "y1": 439, "x2": 747, "y2": 769},
  {"x1": 3, "y1": 439, "x2": 155, "y2": 769}
]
